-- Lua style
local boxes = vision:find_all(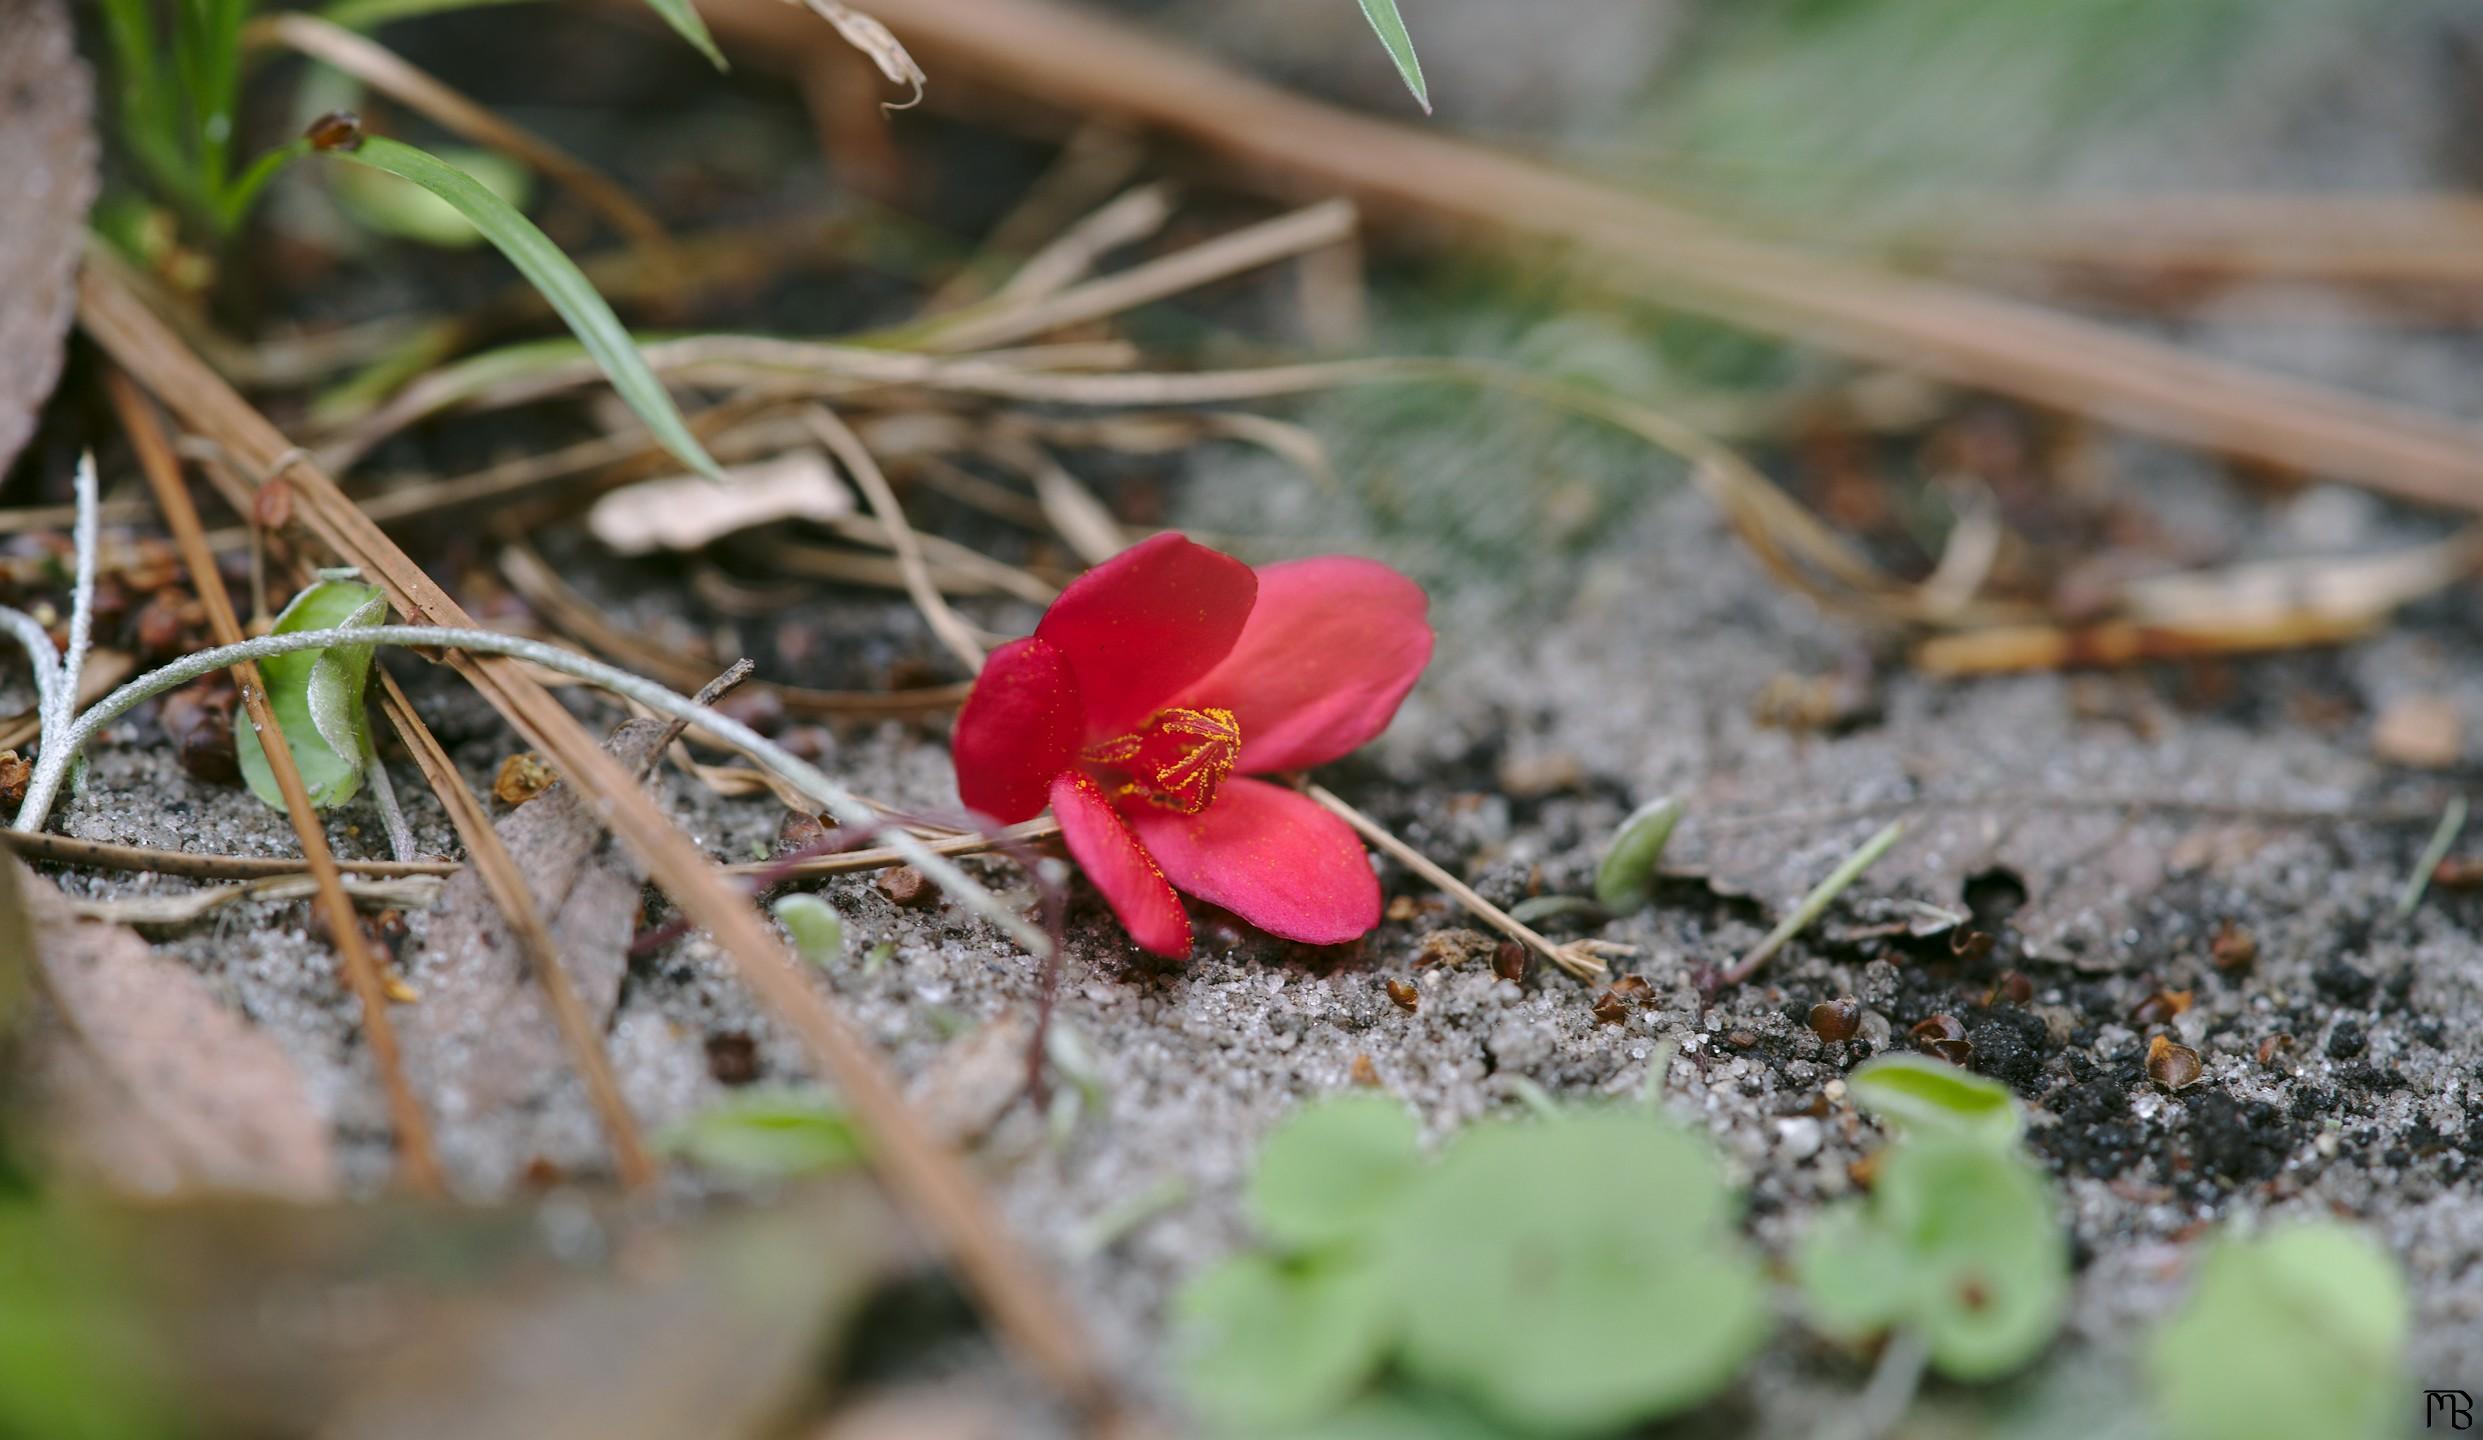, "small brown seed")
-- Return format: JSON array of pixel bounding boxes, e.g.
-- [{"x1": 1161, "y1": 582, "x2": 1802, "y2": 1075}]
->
[
  {"x1": 877, "y1": 864, "x2": 939, "y2": 909},
  {"x1": 304, "y1": 110, "x2": 364, "y2": 151},
  {"x1": 2129, "y1": 989, "x2": 2195, "y2": 1026},
  {"x1": 1385, "y1": 895, "x2": 1422, "y2": 923},
  {"x1": 705, "y1": 1032, "x2": 760, "y2": 1086},
  {"x1": 2256, "y1": 1033, "x2": 2296, "y2": 1067},
  {"x1": 1591, "y1": 989, "x2": 1631, "y2": 1025},
  {"x1": 1984, "y1": 970, "x2": 2035, "y2": 1007},
  {"x1": 1924, "y1": 1037, "x2": 1974, "y2": 1066},
  {"x1": 778, "y1": 810, "x2": 832, "y2": 854},
  {"x1": 1949, "y1": 929, "x2": 1996, "y2": 962},
  {"x1": 2209, "y1": 921, "x2": 2258, "y2": 971},
  {"x1": 0, "y1": 749, "x2": 25, "y2": 807},
  {"x1": 1349, "y1": 1053, "x2": 1382, "y2": 1087},
  {"x1": 1385, "y1": 978, "x2": 1419, "y2": 1012},
  {"x1": 2147, "y1": 1034, "x2": 2203, "y2": 1090},
  {"x1": 1910, "y1": 1013, "x2": 1965, "y2": 1047},
  {"x1": 2432, "y1": 857, "x2": 2483, "y2": 891},
  {"x1": 1809, "y1": 998, "x2": 1862, "y2": 1043},
  {"x1": 1492, "y1": 940, "x2": 1529, "y2": 983},
  {"x1": 492, "y1": 751, "x2": 558, "y2": 806},
  {"x1": 1726, "y1": 1029, "x2": 1760, "y2": 1049},
  {"x1": 159, "y1": 681, "x2": 238, "y2": 785}
]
